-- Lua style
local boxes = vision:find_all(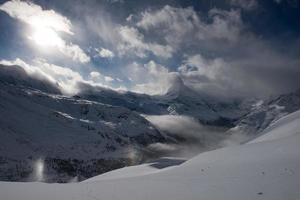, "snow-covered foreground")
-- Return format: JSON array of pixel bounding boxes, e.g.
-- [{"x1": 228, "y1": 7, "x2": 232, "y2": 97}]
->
[{"x1": 1, "y1": 110, "x2": 300, "y2": 200}]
